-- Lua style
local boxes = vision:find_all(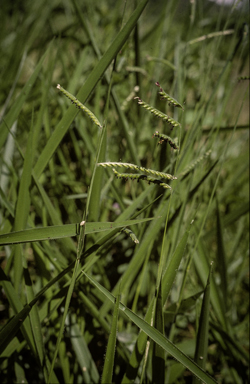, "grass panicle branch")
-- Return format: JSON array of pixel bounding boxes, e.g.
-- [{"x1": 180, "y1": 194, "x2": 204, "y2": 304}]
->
[
  {"x1": 238, "y1": 75, "x2": 250, "y2": 81},
  {"x1": 153, "y1": 131, "x2": 179, "y2": 150},
  {"x1": 134, "y1": 96, "x2": 181, "y2": 128},
  {"x1": 98, "y1": 162, "x2": 177, "y2": 180},
  {"x1": 121, "y1": 85, "x2": 140, "y2": 111},
  {"x1": 178, "y1": 150, "x2": 212, "y2": 178},
  {"x1": 121, "y1": 228, "x2": 139, "y2": 244},
  {"x1": 187, "y1": 29, "x2": 234, "y2": 45},
  {"x1": 155, "y1": 82, "x2": 184, "y2": 110},
  {"x1": 57, "y1": 84, "x2": 102, "y2": 128},
  {"x1": 112, "y1": 169, "x2": 171, "y2": 189}
]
